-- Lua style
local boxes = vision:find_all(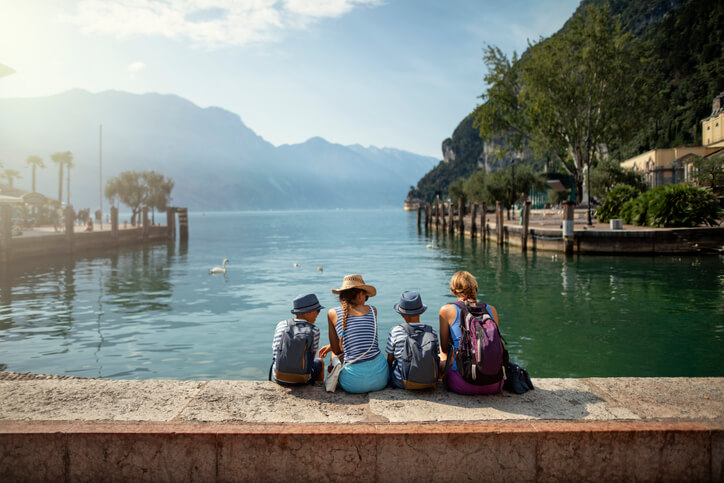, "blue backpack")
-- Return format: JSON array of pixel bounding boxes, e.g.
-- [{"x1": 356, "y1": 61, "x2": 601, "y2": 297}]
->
[
  {"x1": 394, "y1": 323, "x2": 440, "y2": 390},
  {"x1": 273, "y1": 319, "x2": 315, "y2": 384}
]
